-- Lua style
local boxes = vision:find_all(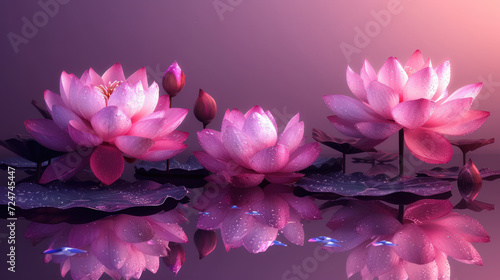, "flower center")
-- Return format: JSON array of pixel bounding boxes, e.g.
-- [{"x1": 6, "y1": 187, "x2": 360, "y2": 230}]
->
[{"x1": 96, "y1": 81, "x2": 122, "y2": 100}]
